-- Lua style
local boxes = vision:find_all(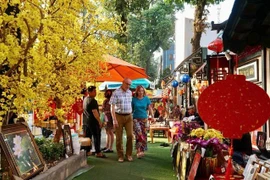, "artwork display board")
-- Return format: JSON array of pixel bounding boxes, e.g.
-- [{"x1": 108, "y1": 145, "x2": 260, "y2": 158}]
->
[
  {"x1": 62, "y1": 125, "x2": 73, "y2": 157},
  {"x1": 0, "y1": 123, "x2": 45, "y2": 180}
]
